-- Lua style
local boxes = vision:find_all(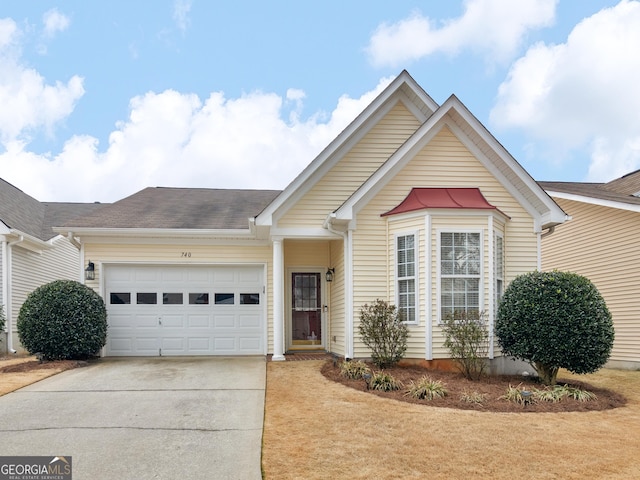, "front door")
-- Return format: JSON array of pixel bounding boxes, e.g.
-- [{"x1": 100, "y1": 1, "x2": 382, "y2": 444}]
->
[{"x1": 291, "y1": 272, "x2": 322, "y2": 348}]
